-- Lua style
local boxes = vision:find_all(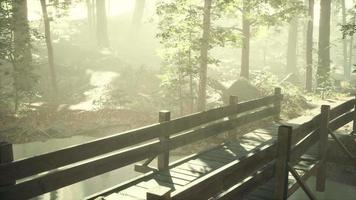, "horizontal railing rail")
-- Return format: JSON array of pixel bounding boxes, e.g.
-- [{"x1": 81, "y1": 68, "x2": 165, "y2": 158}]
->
[
  {"x1": 192, "y1": 98, "x2": 356, "y2": 200},
  {"x1": 0, "y1": 88, "x2": 283, "y2": 200},
  {"x1": 0, "y1": 94, "x2": 281, "y2": 183}
]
